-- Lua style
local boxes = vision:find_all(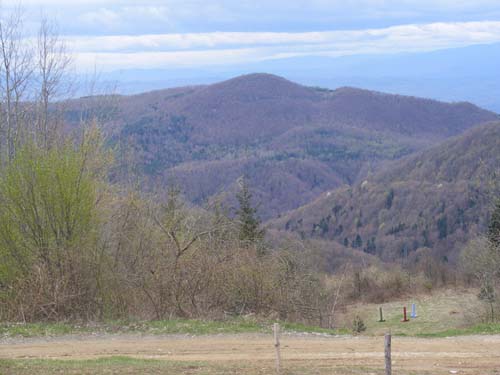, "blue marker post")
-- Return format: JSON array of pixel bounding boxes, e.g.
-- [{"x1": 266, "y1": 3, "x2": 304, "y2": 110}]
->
[{"x1": 411, "y1": 303, "x2": 417, "y2": 318}]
